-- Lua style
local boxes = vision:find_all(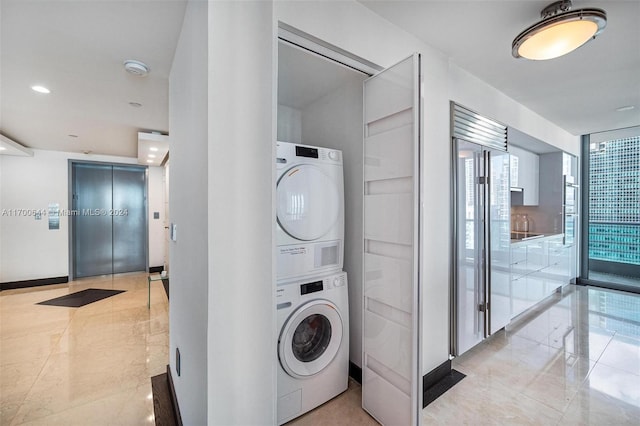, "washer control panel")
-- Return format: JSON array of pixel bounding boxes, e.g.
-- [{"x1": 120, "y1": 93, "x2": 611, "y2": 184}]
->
[
  {"x1": 330, "y1": 274, "x2": 345, "y2": 288},
  {"x1": 327, "y1": 150, "x2": 340, "y2": 161}
]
